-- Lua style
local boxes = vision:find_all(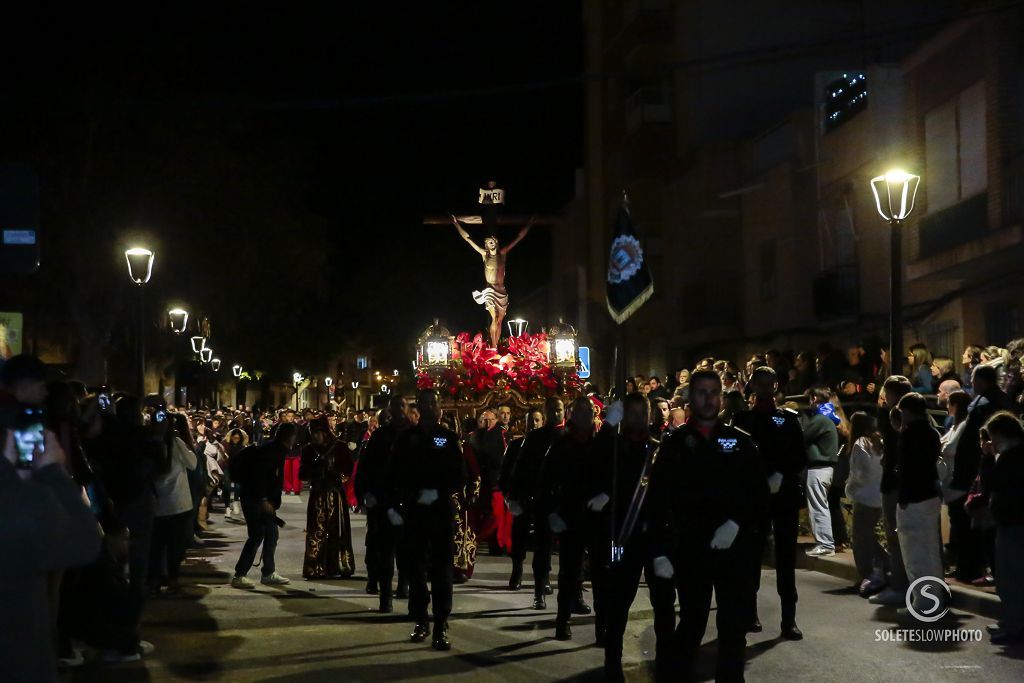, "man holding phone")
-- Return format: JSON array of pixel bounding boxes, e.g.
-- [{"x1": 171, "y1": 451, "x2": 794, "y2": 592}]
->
[{"x1": 0, "y1": 419, "x2": 103, "y2": 682}]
